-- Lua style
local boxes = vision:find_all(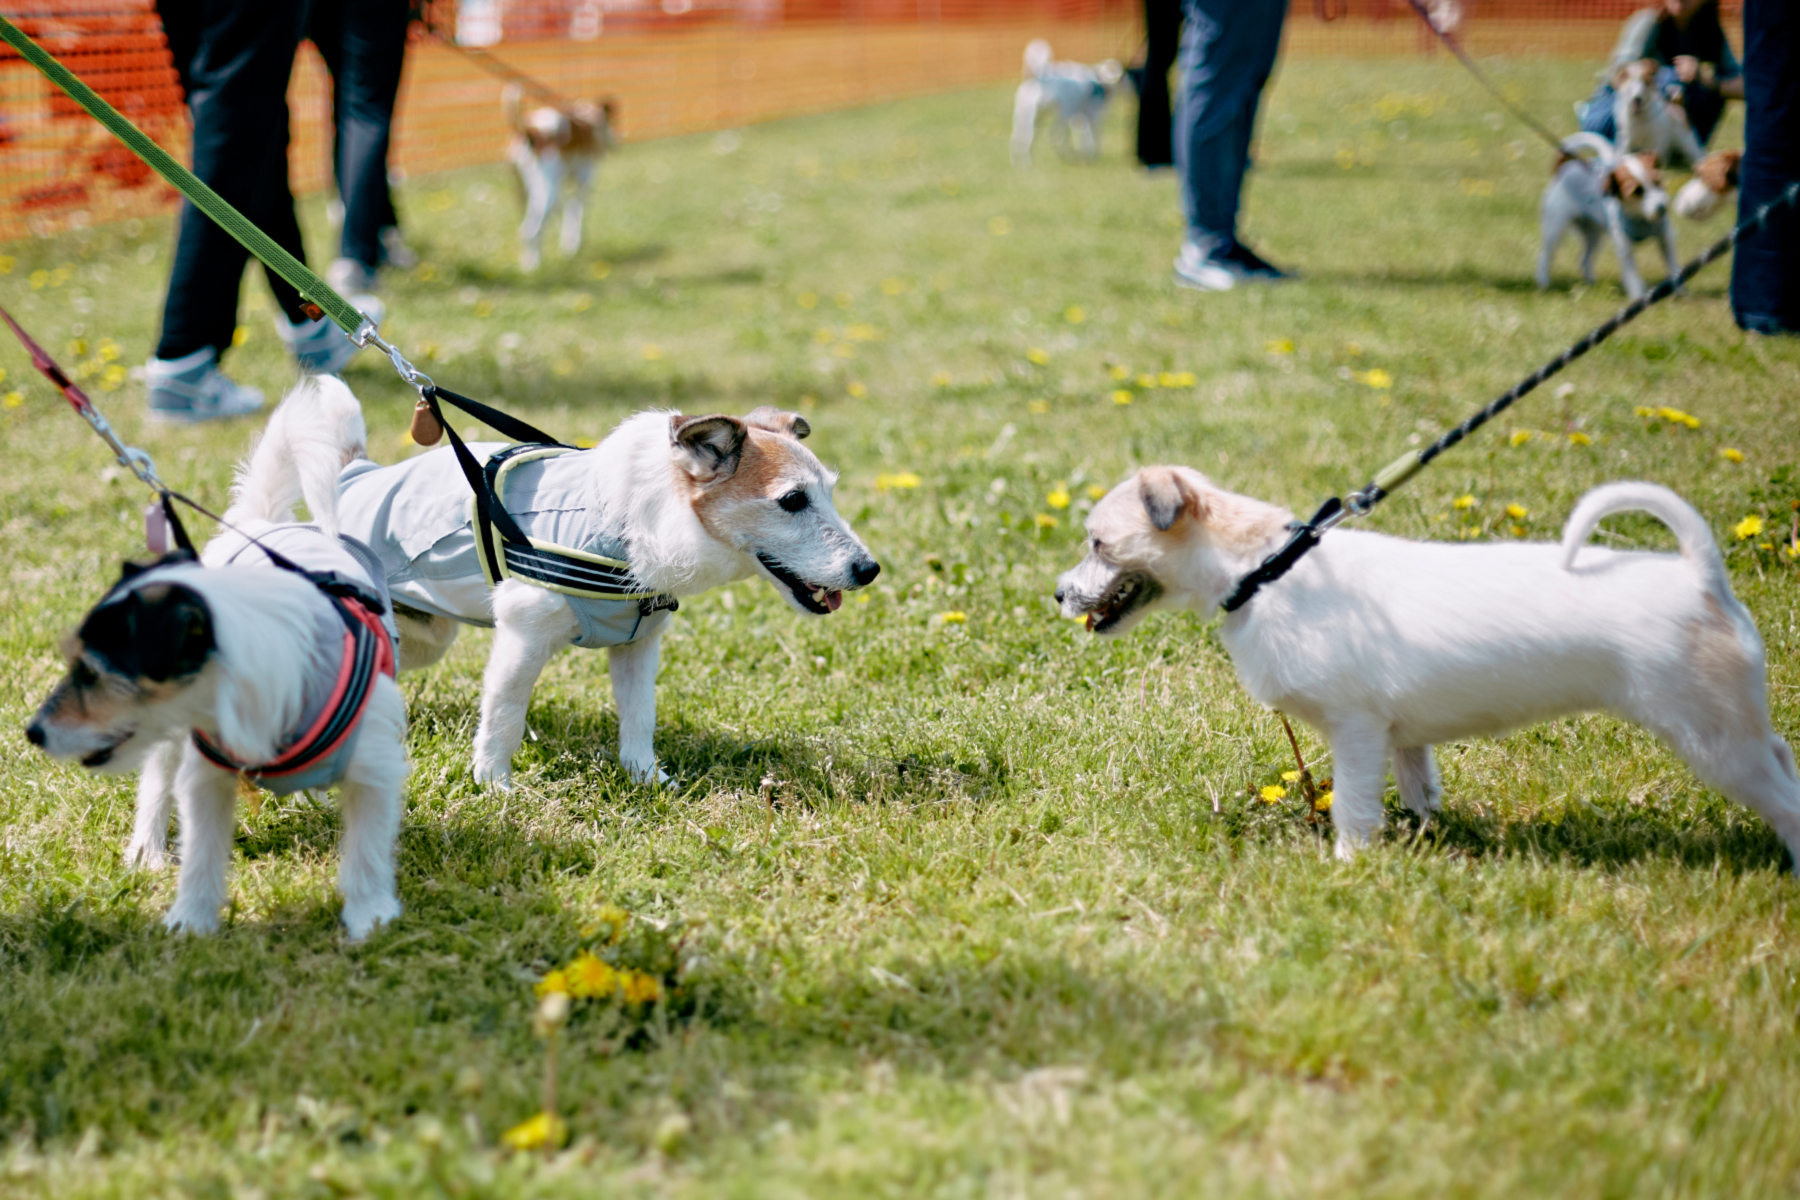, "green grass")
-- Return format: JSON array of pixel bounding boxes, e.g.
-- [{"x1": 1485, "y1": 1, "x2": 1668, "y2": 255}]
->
[{"x1": 4, "y1": 57, "x2": 1800, "y2": 1197}]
